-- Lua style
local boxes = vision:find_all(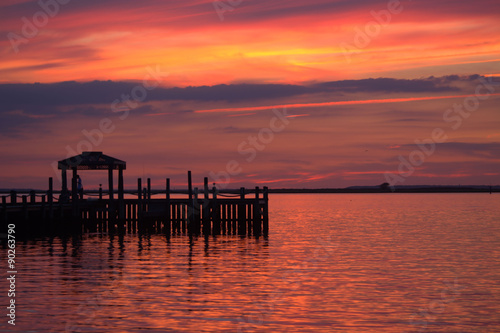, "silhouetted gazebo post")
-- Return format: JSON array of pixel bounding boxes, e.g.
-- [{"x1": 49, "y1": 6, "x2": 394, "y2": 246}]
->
[
  {"x1": 108, "y1": 162, "x2": 114, "y2": 200},
  {"x1": 72, "y1": 167, "x2": 78, "y2": 199},
  {"x1": 118, "y1": 164, "x2": 124, "y2": 204},
  {"x1": 58, "y1": 152, "x2": 126, "y2": 221}
]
